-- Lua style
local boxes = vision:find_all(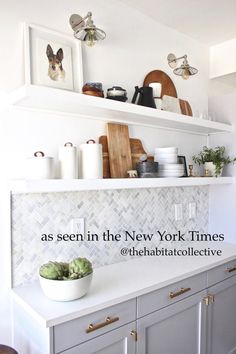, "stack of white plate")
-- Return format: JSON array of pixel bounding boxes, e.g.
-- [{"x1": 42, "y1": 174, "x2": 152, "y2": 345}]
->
[
  {"x1": 154, "y1": 147, "x2": 184, "y2": 178},
  {"x1": 157, "y1": 164, "x2": 185, "y2": 177}
]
